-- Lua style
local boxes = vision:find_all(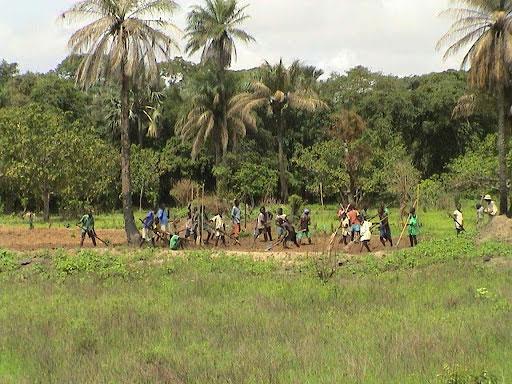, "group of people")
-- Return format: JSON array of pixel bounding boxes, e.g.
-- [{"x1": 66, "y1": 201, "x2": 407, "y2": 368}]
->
[
  {"x1": 76, "y1": 193, "x2": 500, "y2": 251},
  {"x1": 337, "y1": 203, "x2": 396, "y2": 252}
]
